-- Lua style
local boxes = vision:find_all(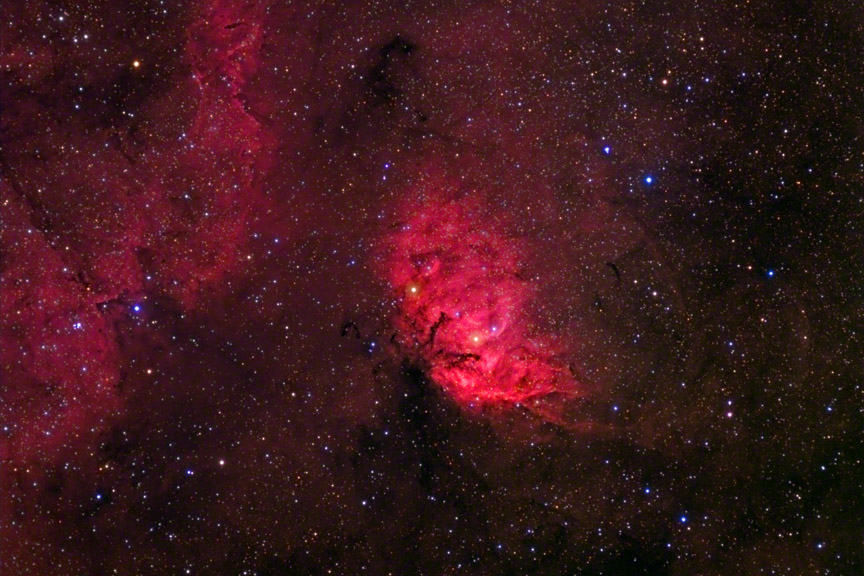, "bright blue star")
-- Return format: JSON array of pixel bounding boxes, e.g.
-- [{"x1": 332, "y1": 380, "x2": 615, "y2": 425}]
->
[
  {"x1": 766, "y1": 269, "x2": 775, "y2": 277},
  {"x1": 603, "y1": 145, "x2": 611, "y2": 155},
  {"x1": 644, "y1": 175, "x2": 654, "y2": 185},
  {"x1": 132, "y1": 304, "x2": 141, "y2": 313}
]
